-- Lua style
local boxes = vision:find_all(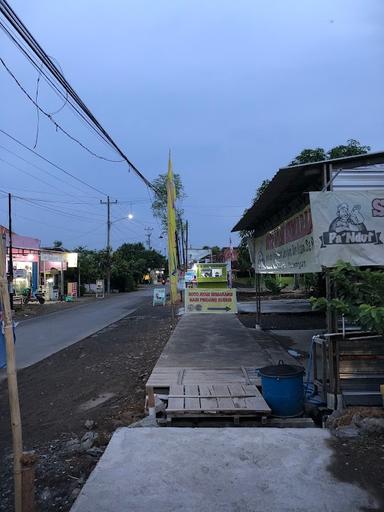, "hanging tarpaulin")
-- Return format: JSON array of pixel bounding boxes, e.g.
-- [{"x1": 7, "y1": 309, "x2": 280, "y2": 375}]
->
[
  {"x1": 248, "y1": 206, "x2": 321, "y2": 274},
  {"x1": 310, "y1": 190, "x2": 384, "y2": 267},
  {"x1": 167, "y1": 154, "x2": 178, "y2": 304}
]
